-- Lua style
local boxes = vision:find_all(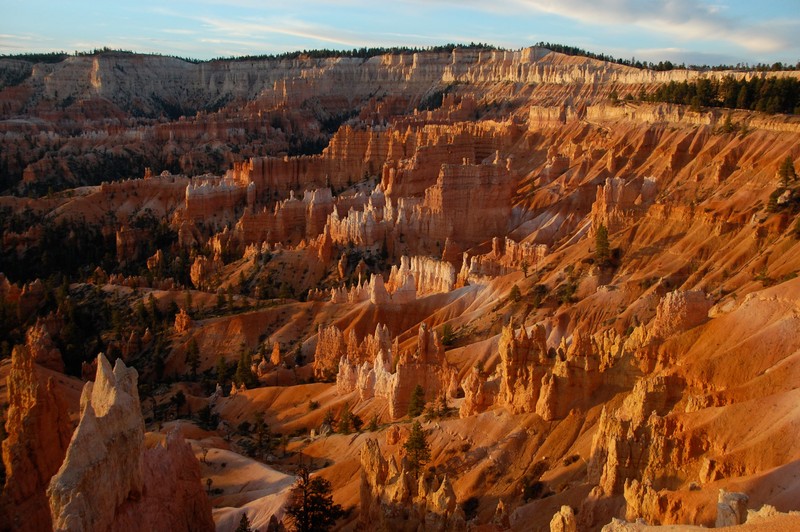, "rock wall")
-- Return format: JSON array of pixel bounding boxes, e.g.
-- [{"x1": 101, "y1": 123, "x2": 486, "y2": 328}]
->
[
  {"x1": 336, "y1": 323, "x2": 455, "y2": 419},
  {"x1": 1, "y1": 346, "x2": 72, "y2": 532},
  {"x1": 587, "y1": 376, "x2": 685, "y2": 498},
  {"x1": 47, "y1": 353, "x2": 213, "y2": 532},
  {"x1": 497, "y1": 322, "x2": 549, "y2": 414},
  {"x1": 25, "y1": 320, "x2": 65, "y2": 372},
  {"x1": 590, "y1": 176, "x2": 658, "y2": 235},
  {"x1": 360, "y1": 438, "x2": 464, "y2": 531}
]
